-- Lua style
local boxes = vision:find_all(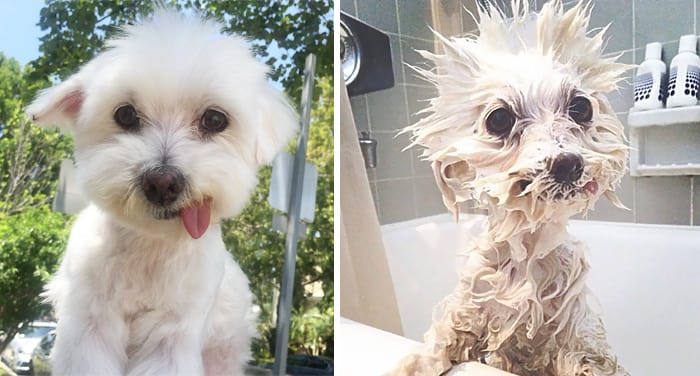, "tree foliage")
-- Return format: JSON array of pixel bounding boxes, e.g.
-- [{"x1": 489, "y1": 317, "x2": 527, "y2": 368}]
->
[
  {"x1": 0, "y1": 54, "x2": 72, "y2": 215},
  {"x1": 0, "y1": 54, "x2": 72, "y2": 353},
  {"x1": 192, "y1": 0, "x2": 333, "y2": 100},
  {"x1": 223, "y1": 76, "x2": 333, "y2": 361},
  {"x1": 0, "y1": 207, "x2": 68, "y2": 353},
  {"x1": 30, "y1": 0, "x2": 333, "y2": 102}
]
